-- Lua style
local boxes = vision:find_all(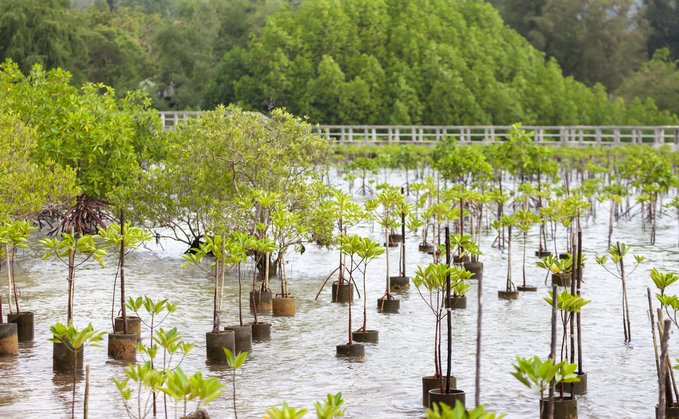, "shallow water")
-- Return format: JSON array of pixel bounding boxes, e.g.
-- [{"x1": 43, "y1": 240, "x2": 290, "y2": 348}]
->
[{"x1": 0, "y1": 171, "x2": 677, "y2": 419}]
